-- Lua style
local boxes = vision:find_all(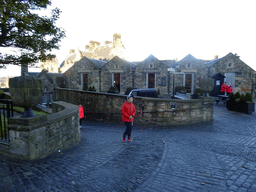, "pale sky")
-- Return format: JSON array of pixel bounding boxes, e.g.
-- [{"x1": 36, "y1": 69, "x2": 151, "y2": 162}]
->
[{"x1": 1, "y1": 0, "x2": 256, "y2": 77}]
